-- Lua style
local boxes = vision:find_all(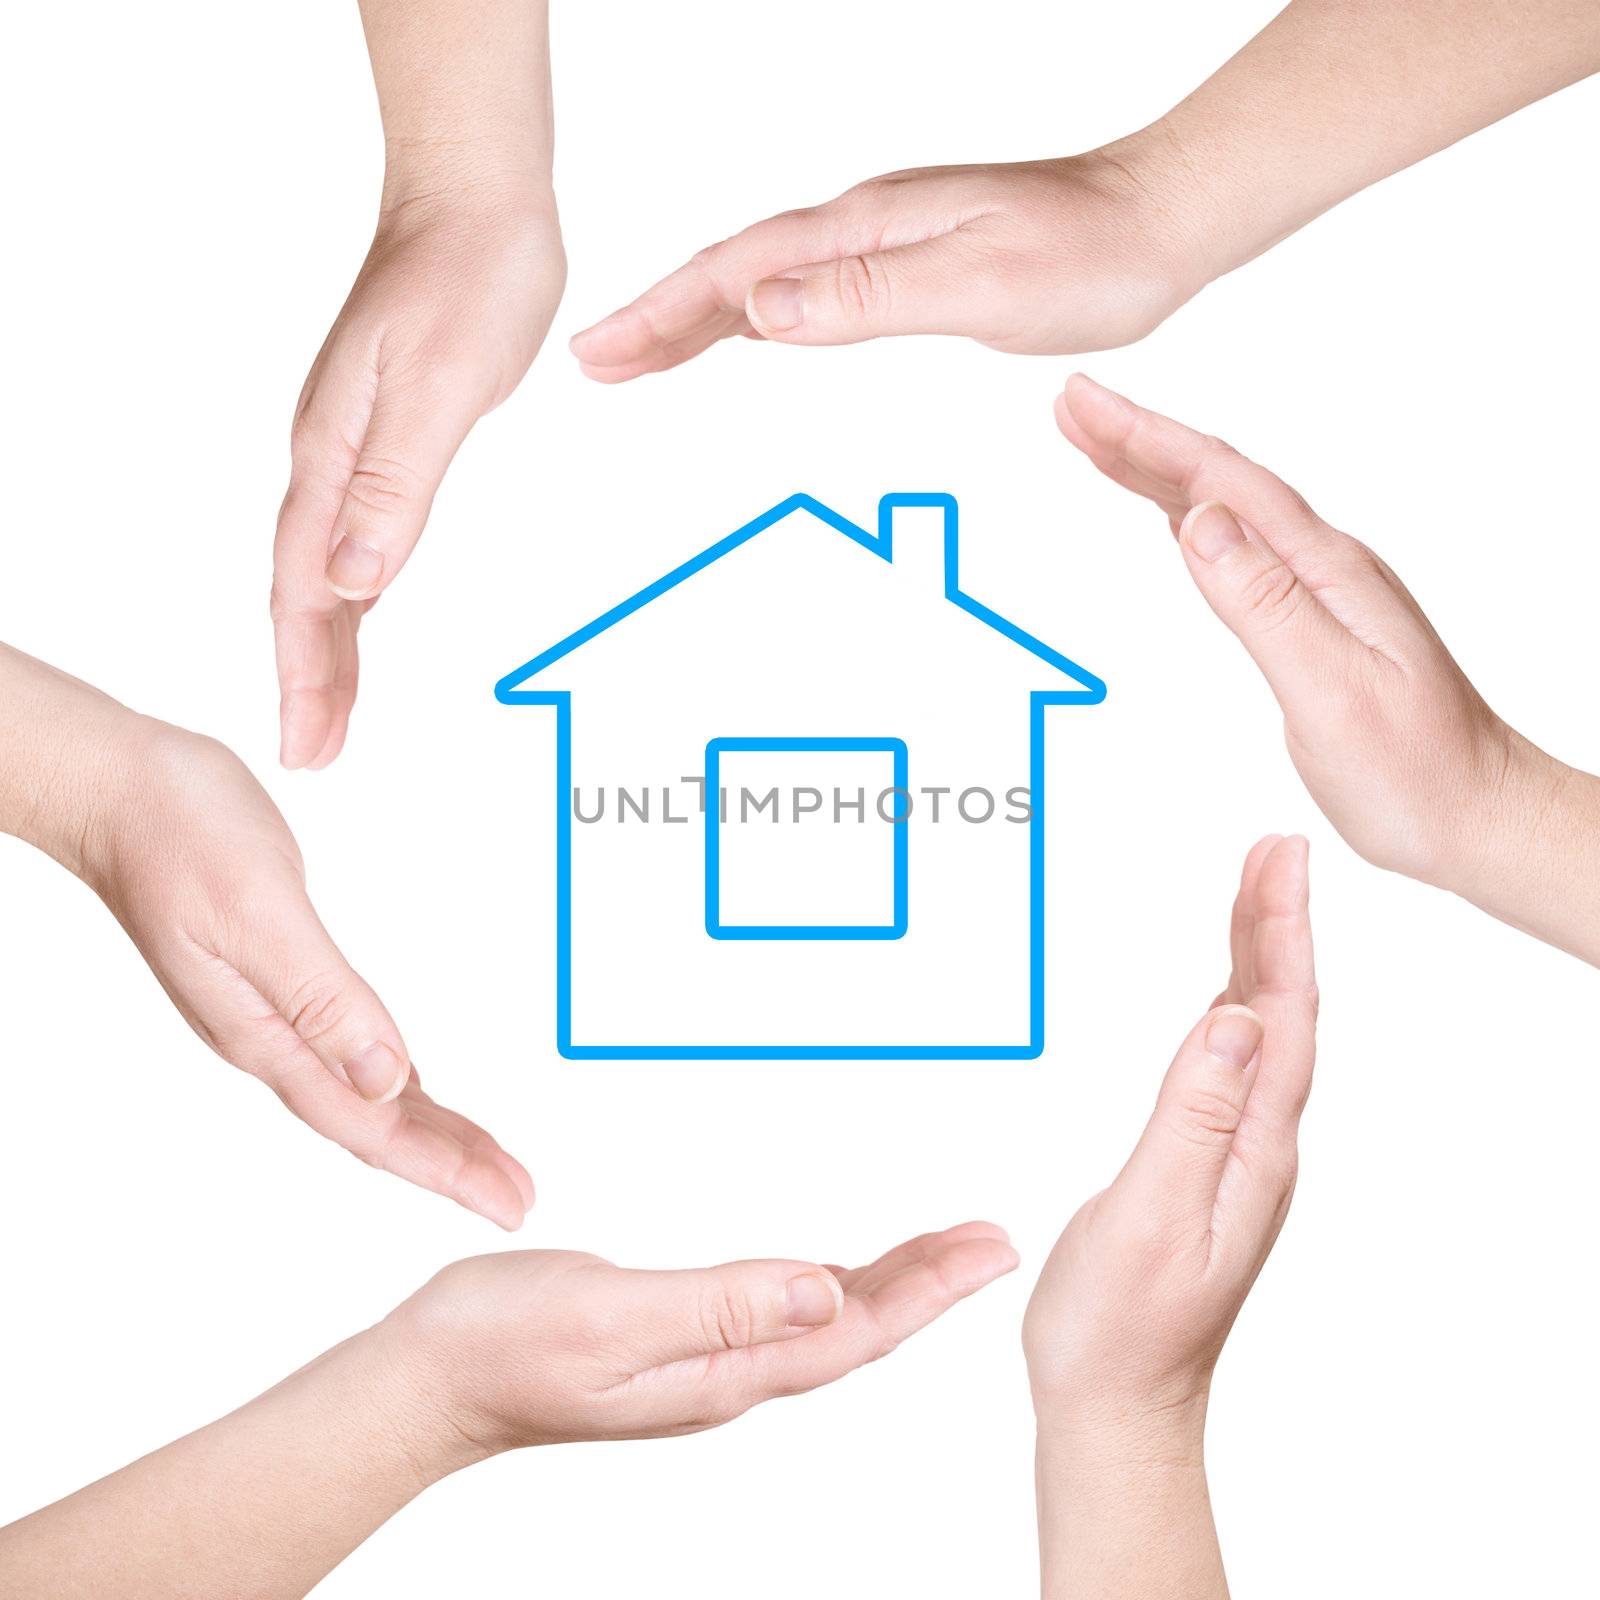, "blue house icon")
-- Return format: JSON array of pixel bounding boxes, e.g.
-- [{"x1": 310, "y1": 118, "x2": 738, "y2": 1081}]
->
[{"x1": 495, "y1": 492, "x2": 1105, "y2": 1061}]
